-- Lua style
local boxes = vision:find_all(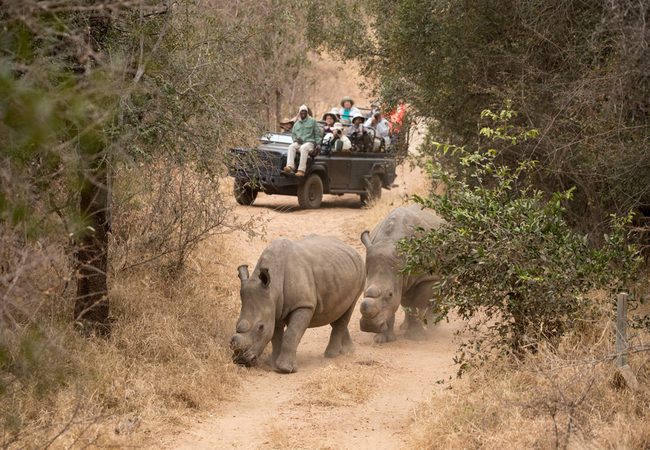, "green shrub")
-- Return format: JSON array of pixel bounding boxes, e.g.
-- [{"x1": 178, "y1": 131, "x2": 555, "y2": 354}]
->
[{"x1": 400, "y1": 107, "x2": 641, "y2": 372}]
